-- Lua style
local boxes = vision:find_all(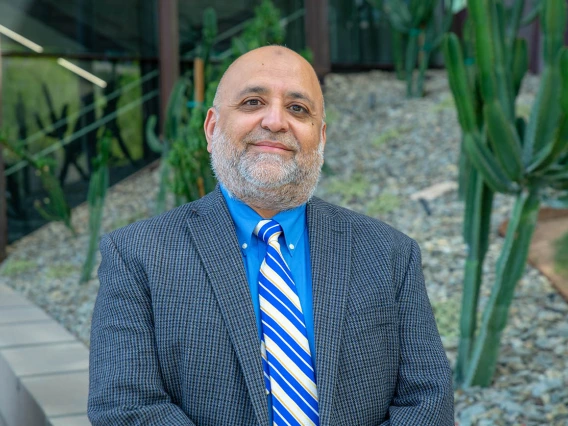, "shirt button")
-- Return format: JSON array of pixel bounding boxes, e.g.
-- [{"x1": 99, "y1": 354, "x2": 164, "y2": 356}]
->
[
  {"x1": 289, "y1": 244, "x2": 295, "y2": 250},
  {"x1": 242, "y1": 243, "x2": 248, "y2": 249}
]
